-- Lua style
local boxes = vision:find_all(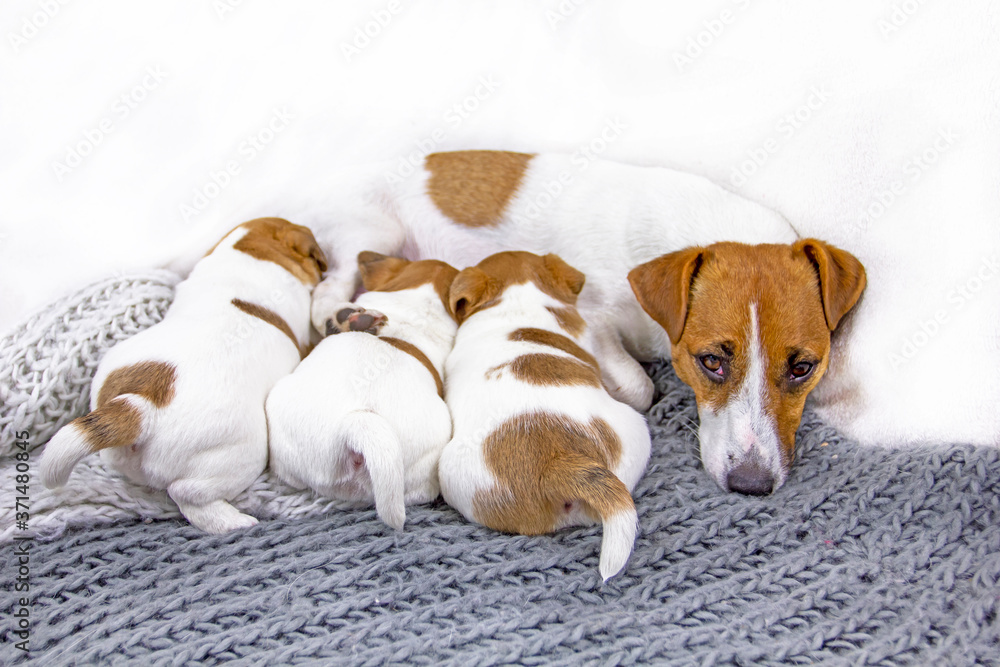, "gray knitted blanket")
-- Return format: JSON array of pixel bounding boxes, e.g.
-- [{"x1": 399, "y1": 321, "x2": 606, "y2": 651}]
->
[{"x1": 1, "y1": 273, "x2": 998, "y2": 665}]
